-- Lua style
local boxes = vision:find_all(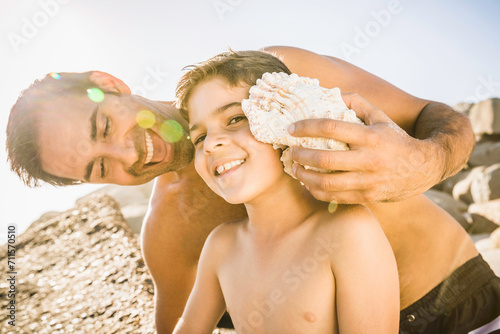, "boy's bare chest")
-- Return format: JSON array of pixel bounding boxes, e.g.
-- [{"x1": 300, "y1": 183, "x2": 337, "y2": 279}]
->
[{"x1": 217, "y1": 242, "x2": 337, "y2": 333}]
